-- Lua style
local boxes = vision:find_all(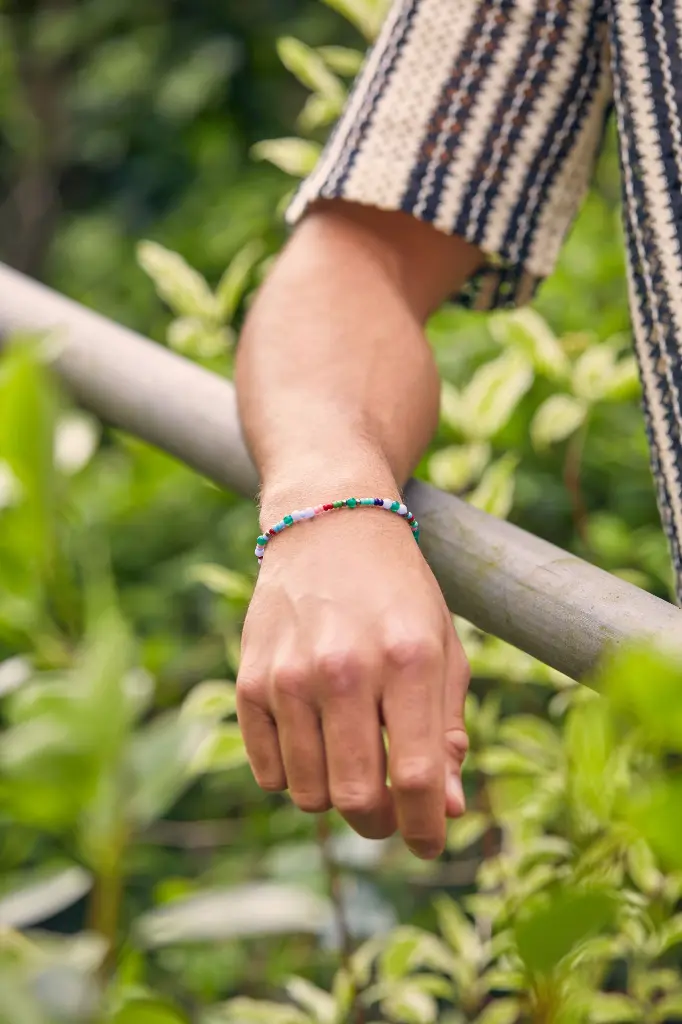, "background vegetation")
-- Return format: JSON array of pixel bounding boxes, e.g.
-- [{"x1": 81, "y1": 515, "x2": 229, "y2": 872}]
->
[{"x1": 1, "y1": 1, "x2": 681, "y2": 1021}]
